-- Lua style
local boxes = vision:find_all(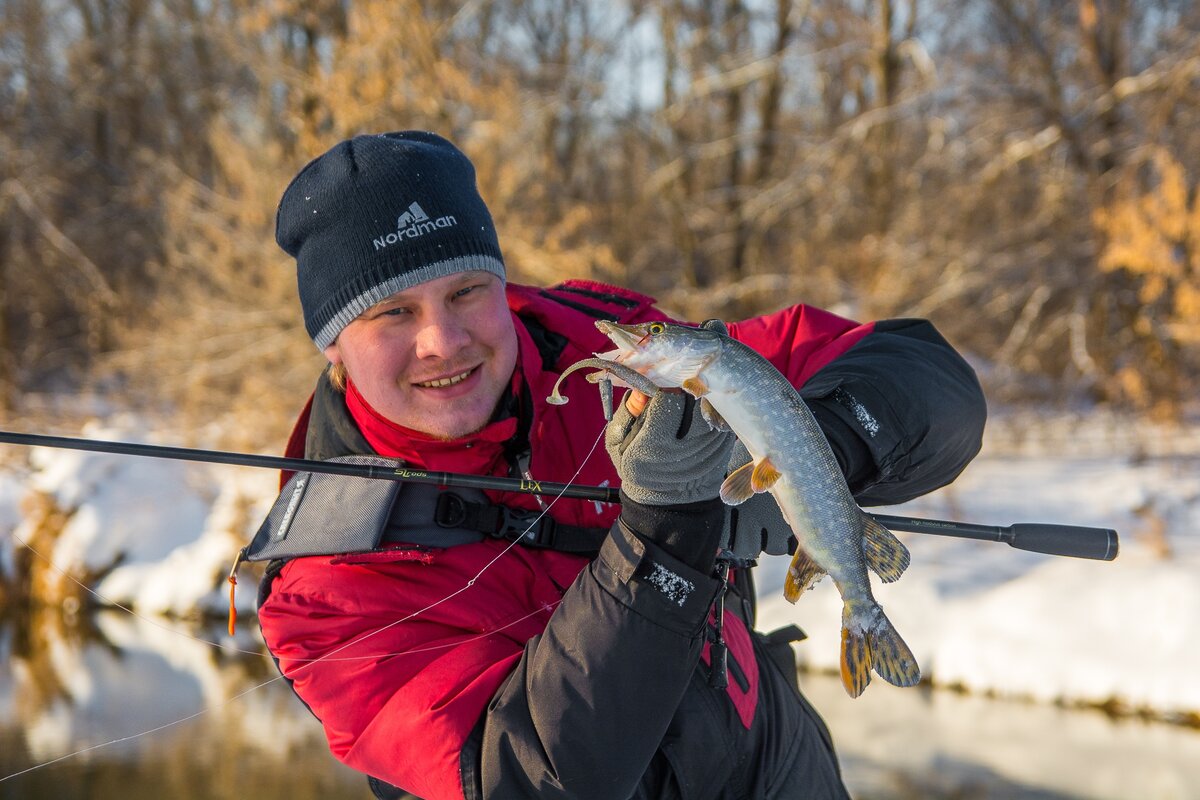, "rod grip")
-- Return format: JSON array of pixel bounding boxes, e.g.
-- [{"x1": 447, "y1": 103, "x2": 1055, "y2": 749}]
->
[{"x1": 1006, "y1": 523, "x2": 1120, "y2": 561}]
